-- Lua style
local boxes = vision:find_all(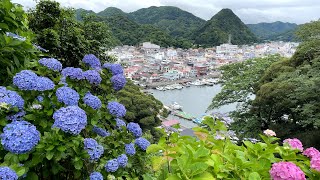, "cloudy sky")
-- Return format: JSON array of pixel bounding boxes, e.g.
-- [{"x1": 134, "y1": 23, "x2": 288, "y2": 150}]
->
[{"x1": 14, "y1": 0, "x2": 320, "y2": 24}]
